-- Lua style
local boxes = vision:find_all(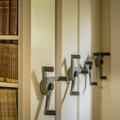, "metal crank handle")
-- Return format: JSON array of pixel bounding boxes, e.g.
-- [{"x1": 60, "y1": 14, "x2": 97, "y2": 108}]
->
[
  {"x1": 42, "y1": 66, "x2": 54, "y2": 72},
  {"x1": 44, "y1": 91, "x2": 56, "y2": 116},
  {"x1": 71, "y1": 54, "x2": 81, "y2": 59}
]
